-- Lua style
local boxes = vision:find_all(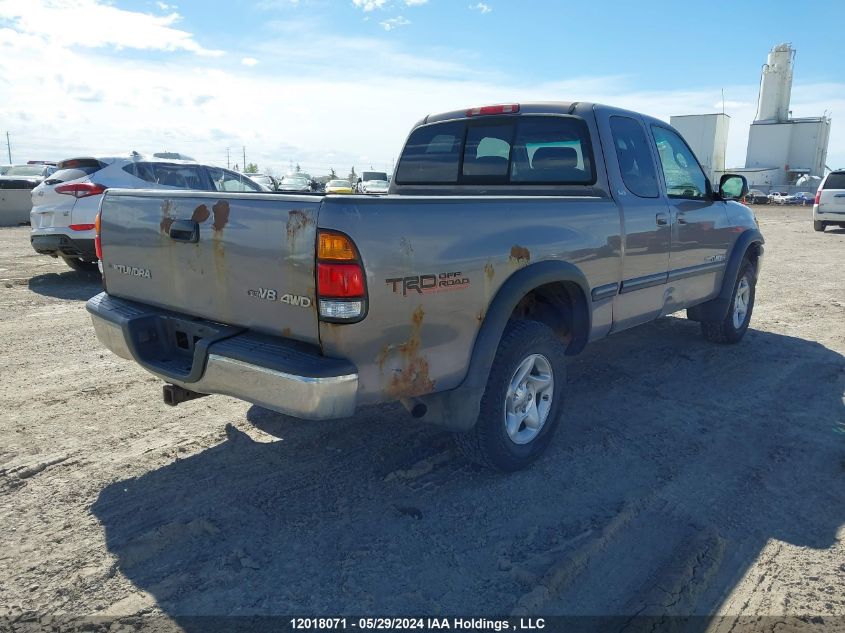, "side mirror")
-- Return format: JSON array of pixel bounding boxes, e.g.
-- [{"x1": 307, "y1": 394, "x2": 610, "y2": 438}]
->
[
  {"x1": 357, "y1": 178, "x2": 362, "y2": 184},
  {"x1": 719, "y1": 174, "x2": 748, "y2": 201}
]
